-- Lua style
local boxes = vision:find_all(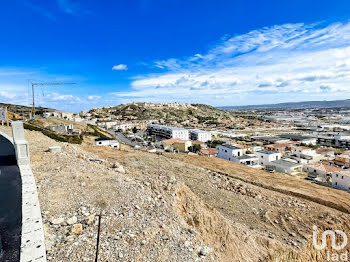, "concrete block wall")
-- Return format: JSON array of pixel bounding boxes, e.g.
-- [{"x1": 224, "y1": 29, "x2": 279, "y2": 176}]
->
[{"x1": 10, "y1": 122, "x2": 47, "y2": 262}]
